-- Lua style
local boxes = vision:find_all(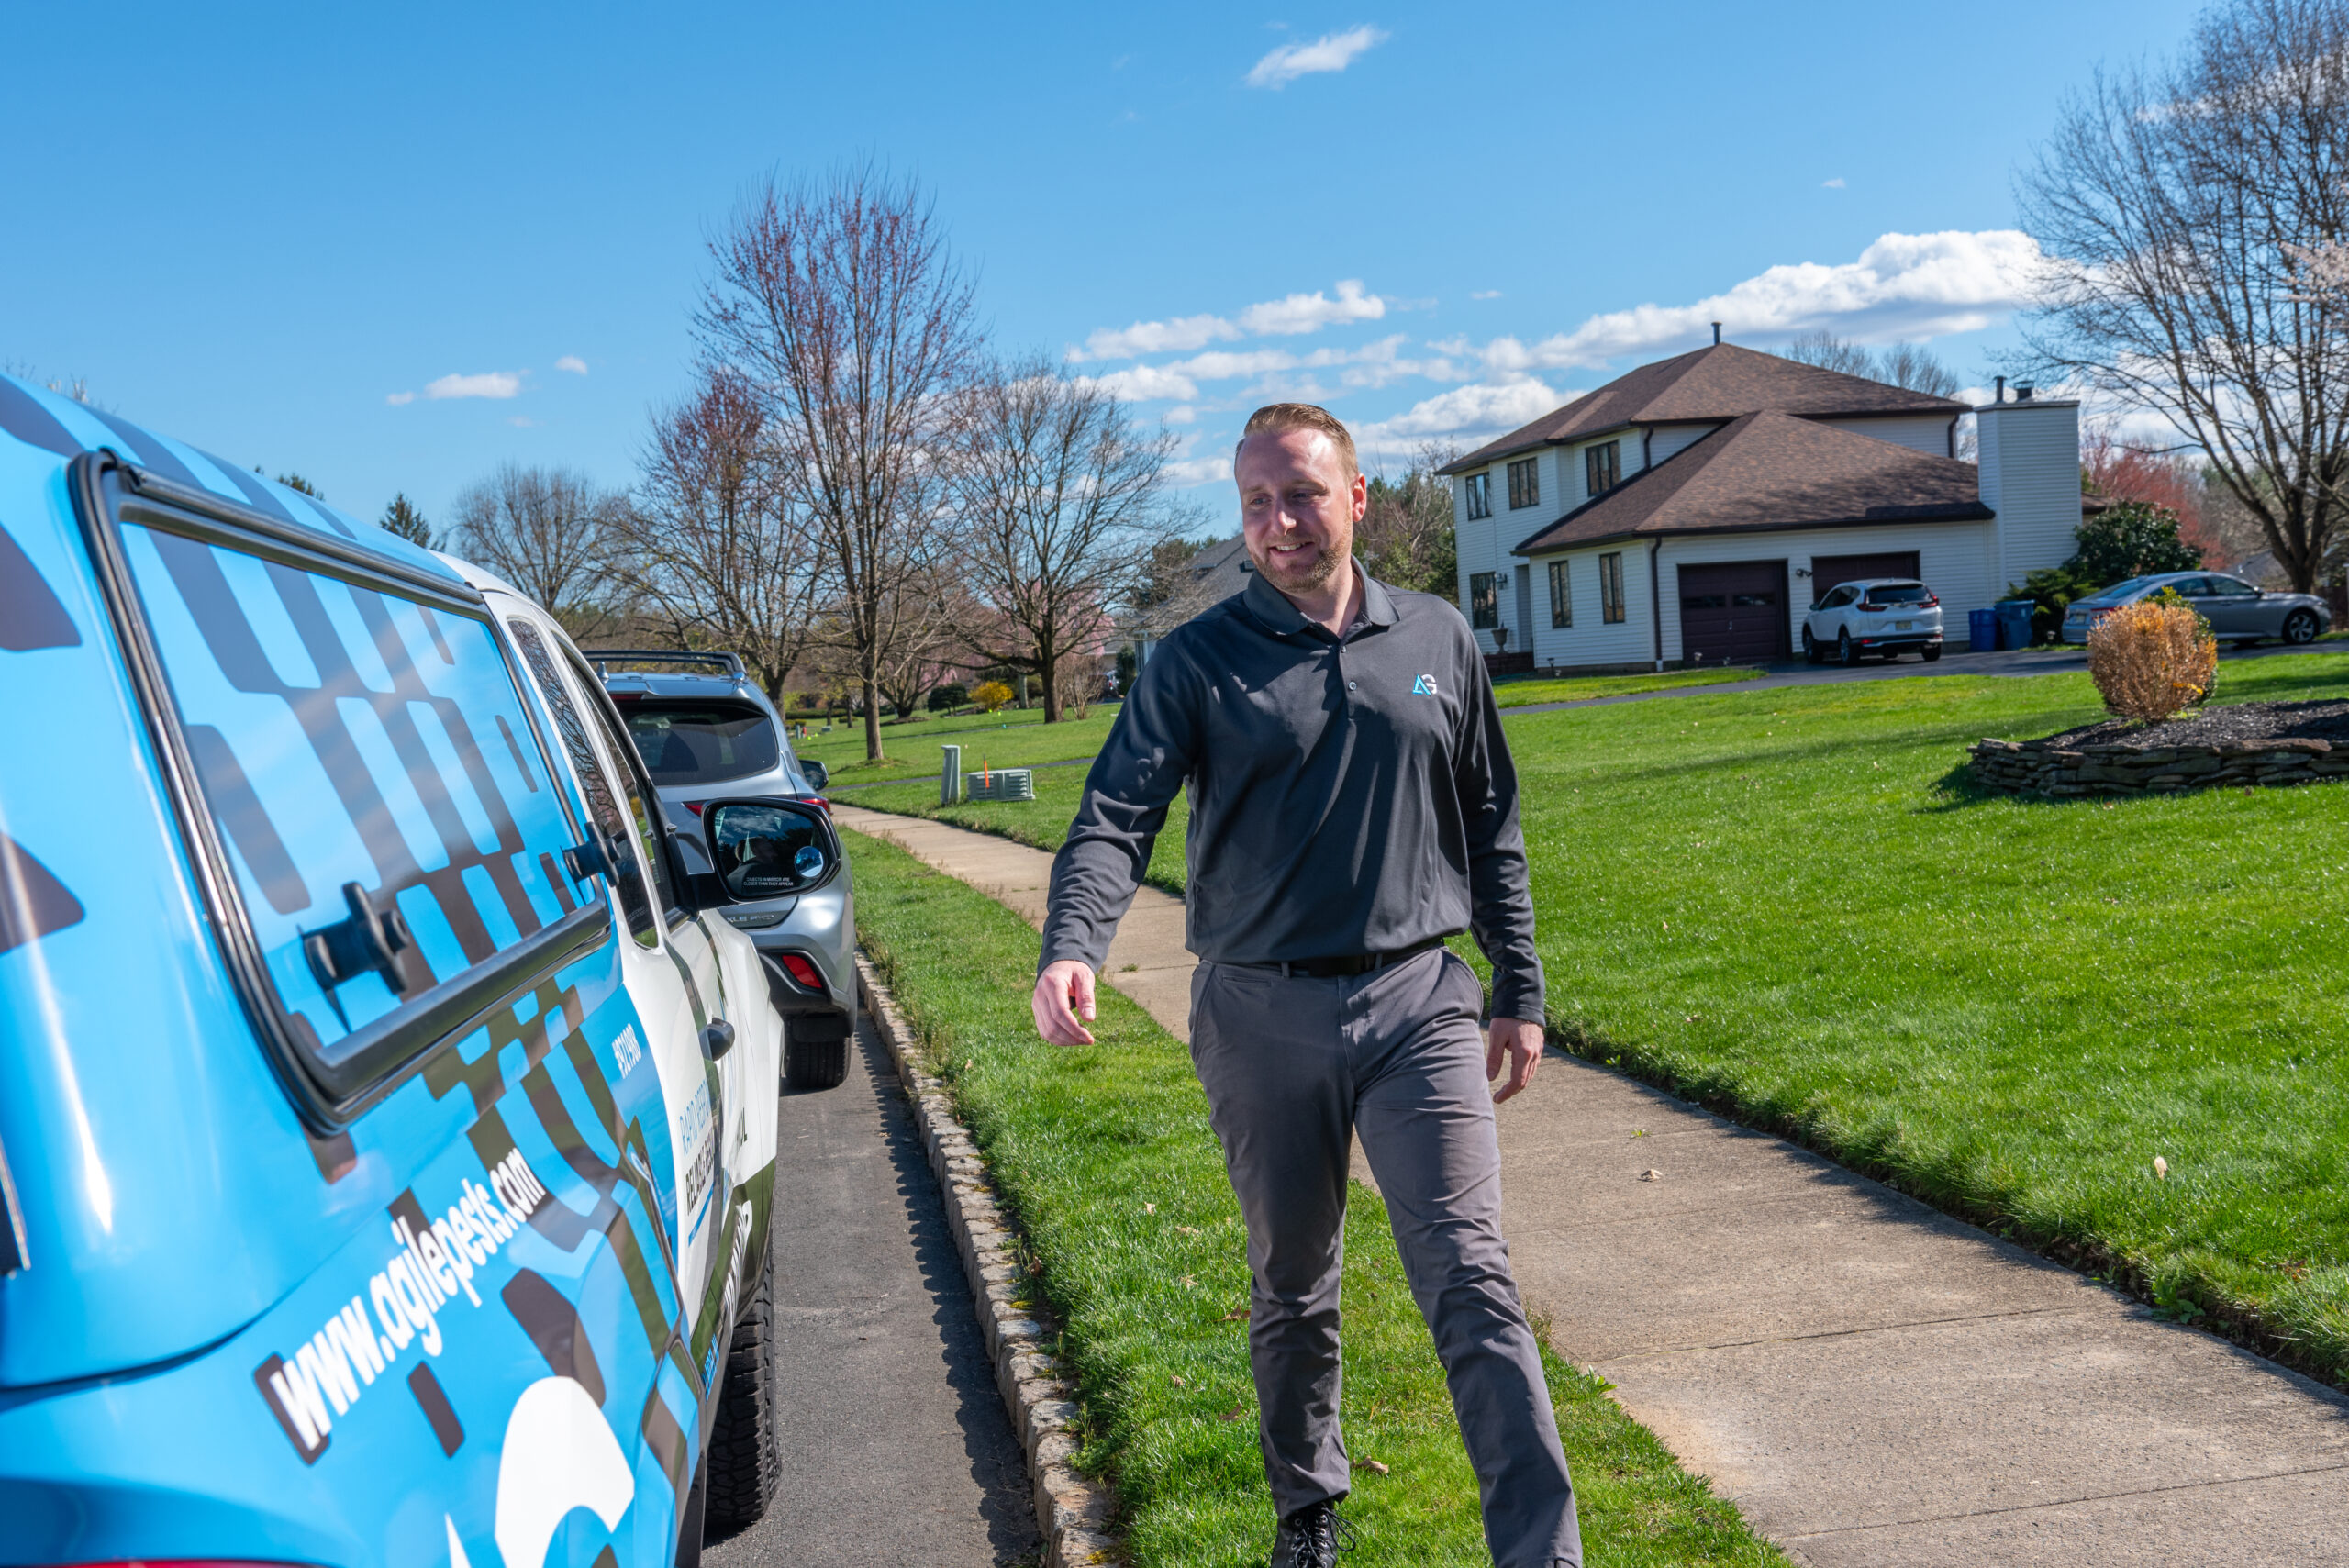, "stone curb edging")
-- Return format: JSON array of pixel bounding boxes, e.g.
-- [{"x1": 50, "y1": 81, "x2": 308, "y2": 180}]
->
[
  {"x1": 1968, "y1": 733, "x2": 2349, "y2": 795},
  {"x1": 855, "y1": 953, "x2": 1121, "y2": 1568}
]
